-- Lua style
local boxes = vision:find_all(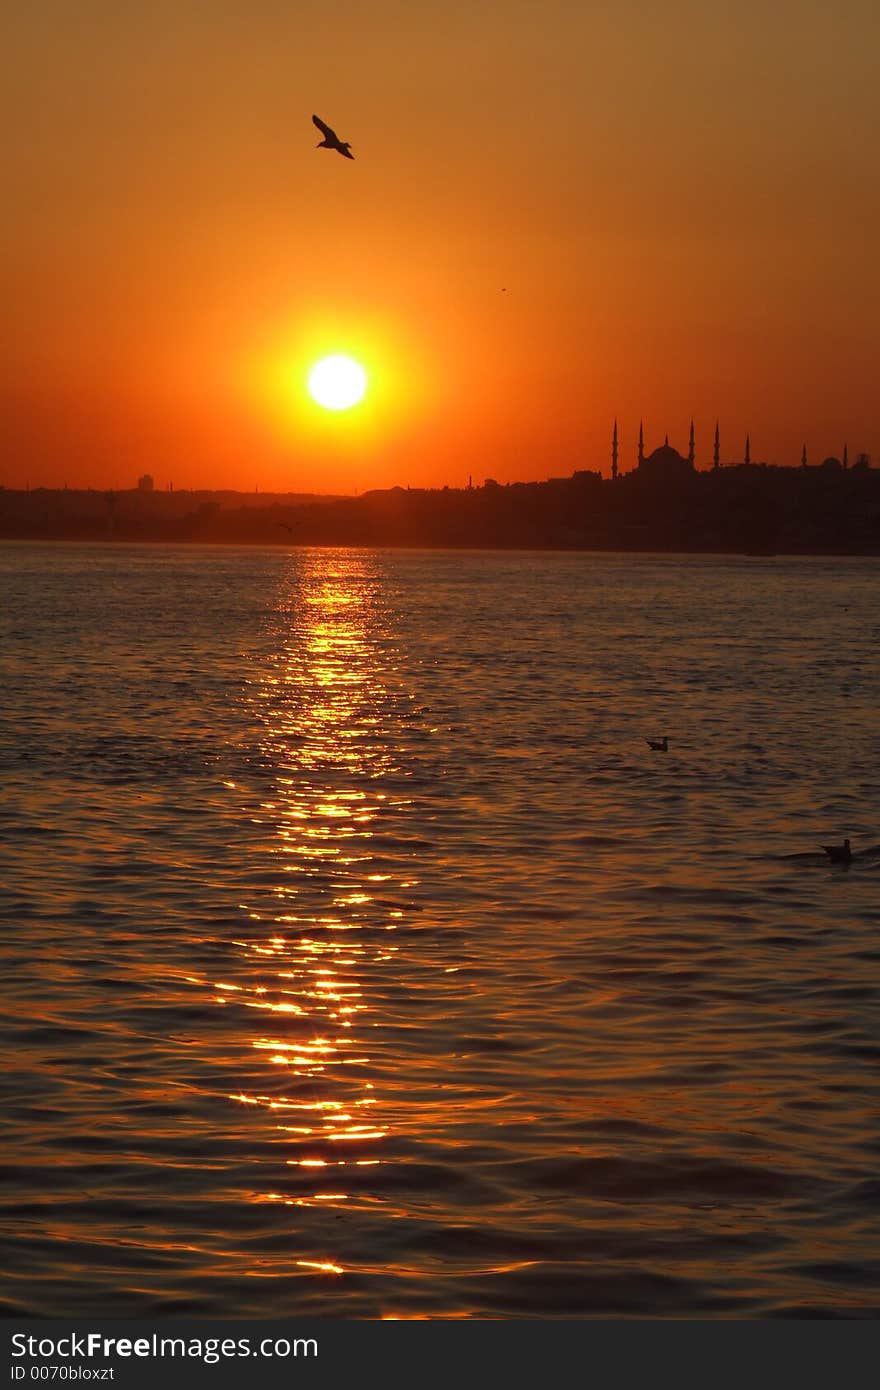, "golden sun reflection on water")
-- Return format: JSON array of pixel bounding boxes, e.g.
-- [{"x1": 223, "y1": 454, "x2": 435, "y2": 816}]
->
[{"x1": 220, "y1": 552, "x2": 413, "y2": 1268}]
